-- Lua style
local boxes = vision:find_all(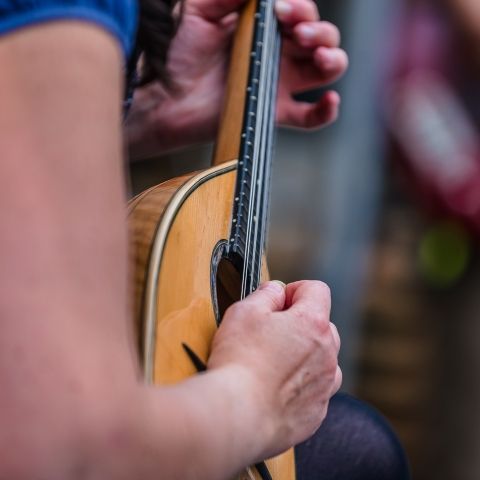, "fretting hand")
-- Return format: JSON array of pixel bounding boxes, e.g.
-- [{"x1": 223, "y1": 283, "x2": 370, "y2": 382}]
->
[{"x1": 125, "y1": 0, "x2": 348, "y2": 158}]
